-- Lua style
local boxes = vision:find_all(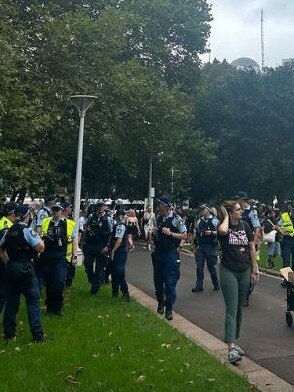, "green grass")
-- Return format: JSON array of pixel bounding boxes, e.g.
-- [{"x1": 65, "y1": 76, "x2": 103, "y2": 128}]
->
[
  {"x1": 258, "y1": 244, "x2": 282, "y2": 271},
  {"x1": 0, "y1": 269, "x2": 258, "y2": 392}
]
